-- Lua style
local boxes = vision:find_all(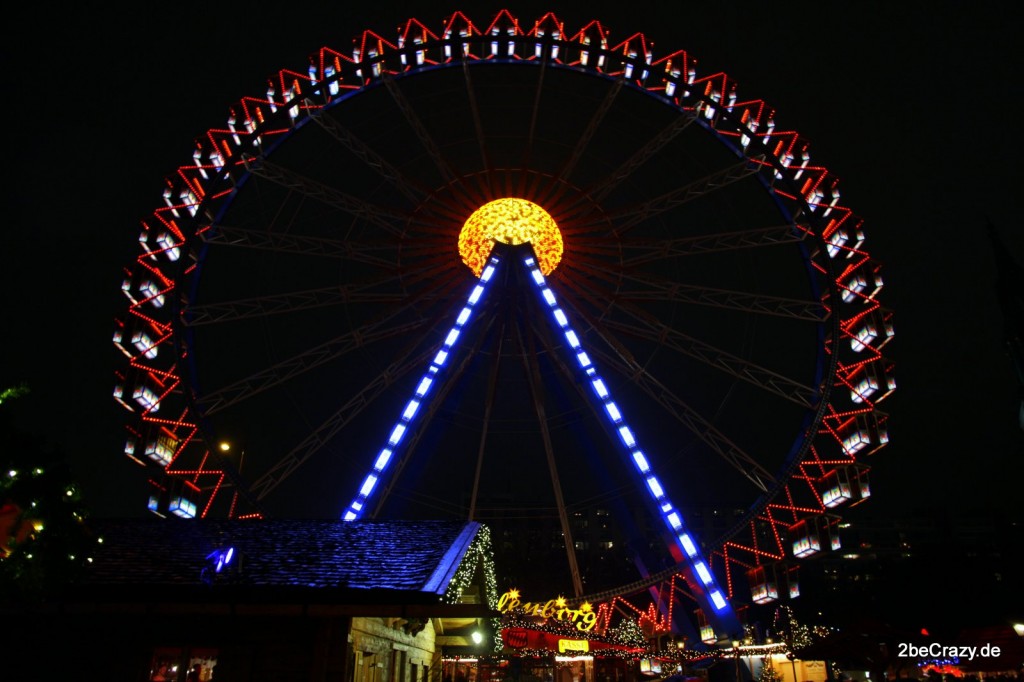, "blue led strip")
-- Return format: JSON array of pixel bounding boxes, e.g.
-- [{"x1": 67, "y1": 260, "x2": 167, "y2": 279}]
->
[
  {"x1": 522, "y1": 254, "x2": 740, "y2": 628},
  {"x1": 341, "y1": 255, "x2": 501, "y2": 521}
]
